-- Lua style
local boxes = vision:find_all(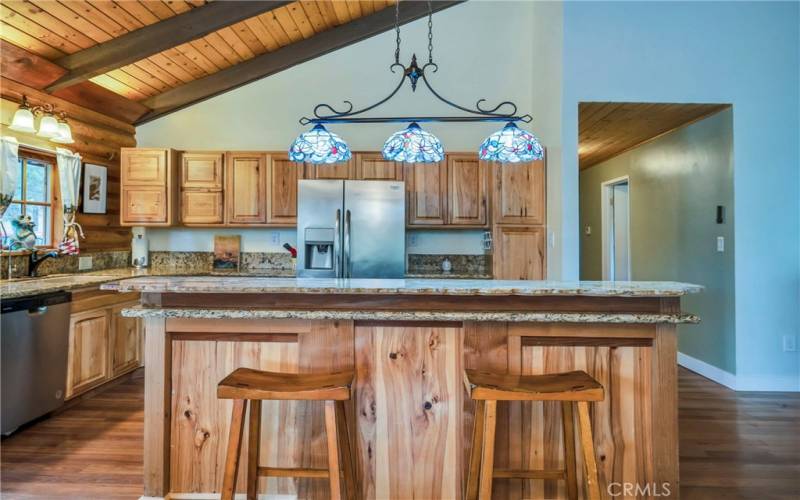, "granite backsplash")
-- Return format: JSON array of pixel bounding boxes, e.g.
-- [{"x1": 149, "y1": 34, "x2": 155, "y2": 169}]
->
[
  {"x1": 148, "y1": 251, "x2": 295, "y2": 276},
  {"x1": 407, "y1": 254, "x2": 491, "y2": 277},
  {"x1": 1, "y1": 250, "x2": 130, "y2": 279}
]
